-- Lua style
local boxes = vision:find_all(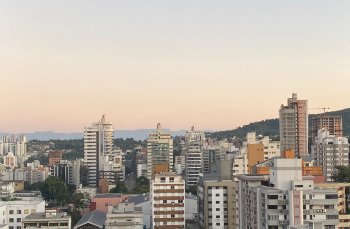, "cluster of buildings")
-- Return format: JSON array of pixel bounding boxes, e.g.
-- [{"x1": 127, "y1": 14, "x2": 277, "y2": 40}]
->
[{"x1": 0, "y1": 93, "x2": 349, "y2": 229}]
